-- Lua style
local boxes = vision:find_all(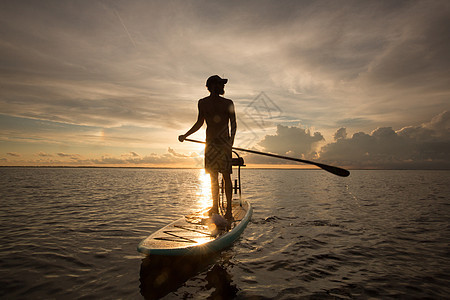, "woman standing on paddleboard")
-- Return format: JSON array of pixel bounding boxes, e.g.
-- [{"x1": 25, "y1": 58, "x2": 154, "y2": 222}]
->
[{"x1": 179, "y1": 75, "x2": 236, "y2": 220}]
